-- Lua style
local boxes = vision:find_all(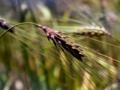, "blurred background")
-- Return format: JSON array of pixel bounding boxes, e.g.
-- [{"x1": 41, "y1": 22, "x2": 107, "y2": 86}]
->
[{"x1": 0, "y1": 0, "x2": 120, "y2": 90}]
